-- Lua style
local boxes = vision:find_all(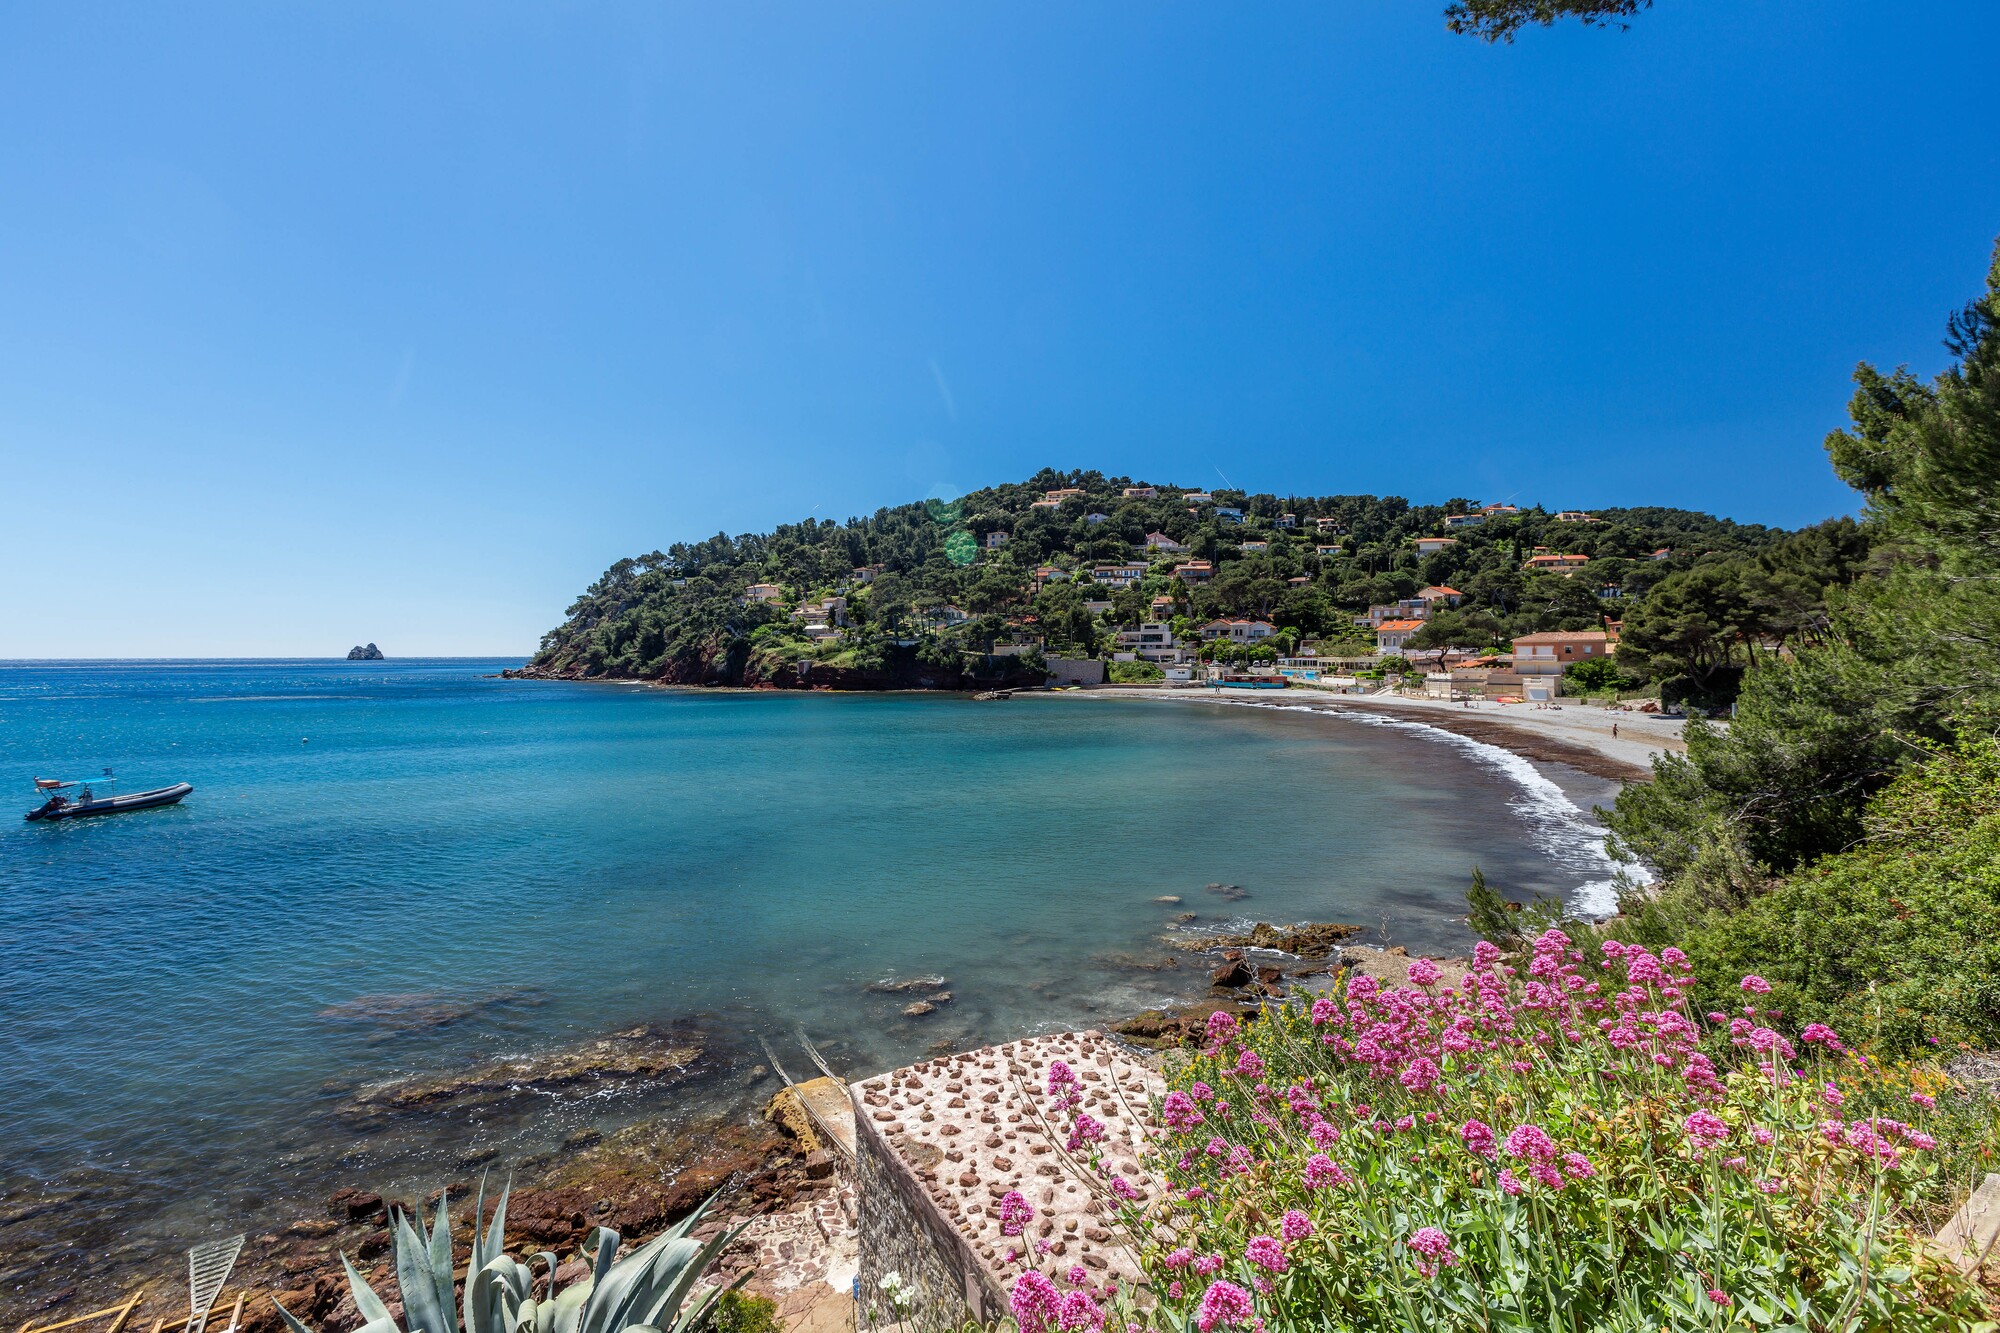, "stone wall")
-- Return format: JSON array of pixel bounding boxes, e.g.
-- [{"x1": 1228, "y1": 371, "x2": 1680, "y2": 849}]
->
[{"x1": 853, "y1": 1092, "x2": 1001, "y2": 1331}]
